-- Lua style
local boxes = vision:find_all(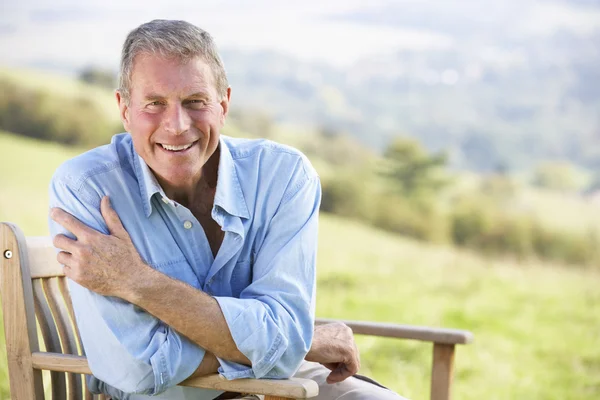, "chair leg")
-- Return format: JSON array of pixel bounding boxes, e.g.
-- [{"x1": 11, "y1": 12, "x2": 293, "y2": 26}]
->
[{"x1": 430, "y1": 343, "x2": 455, "y2": 400}]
